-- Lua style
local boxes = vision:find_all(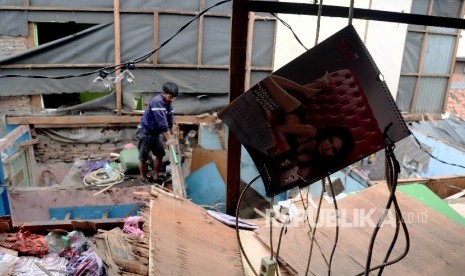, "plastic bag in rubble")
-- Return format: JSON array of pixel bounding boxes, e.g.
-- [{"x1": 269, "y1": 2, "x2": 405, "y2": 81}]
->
[
  {"x1": 67, "y1": 230, "x2": 88, "y2": 255},
  {"x1": 45, "y1": 232, "x2": 70, "y2": 253}
]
